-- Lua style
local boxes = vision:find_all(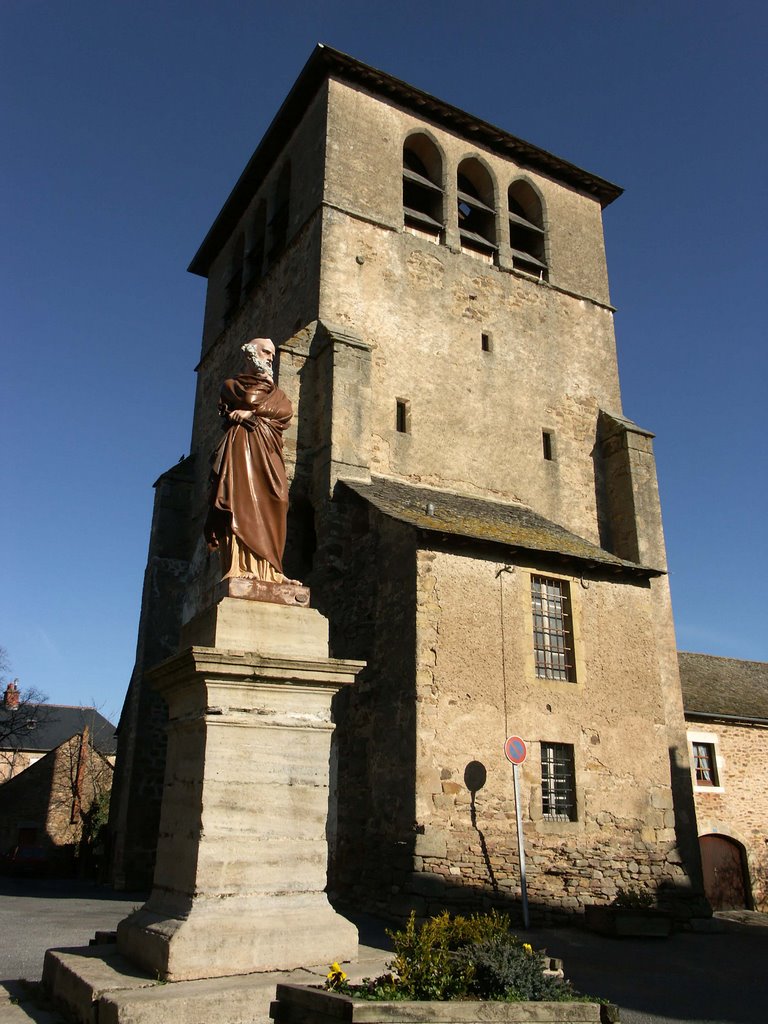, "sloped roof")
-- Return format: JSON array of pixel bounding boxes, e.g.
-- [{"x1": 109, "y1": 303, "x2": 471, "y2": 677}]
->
[
  {"x1": 678, "y1": 652, "x2": 768, "y2": 723},
  {"x1": 0, "y1": 704, "x2": 117, "y2": 755},
  {"x1": 189, "y1": 44, "x2": 623, "y2": 276},
  {"x1": 342, "y1": 476, "x2": 661, "y2": 577}
]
